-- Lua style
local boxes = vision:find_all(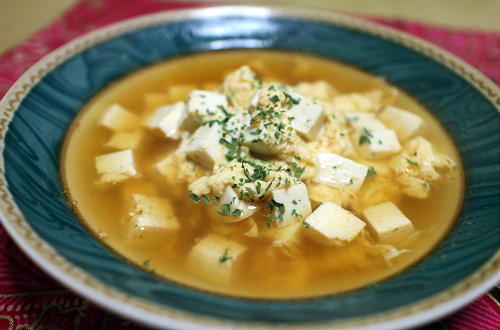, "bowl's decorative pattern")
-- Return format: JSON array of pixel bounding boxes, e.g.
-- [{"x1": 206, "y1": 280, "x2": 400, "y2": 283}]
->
[{"x1": 0, "y1": 6, "x2": 498, "y2": 330}]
